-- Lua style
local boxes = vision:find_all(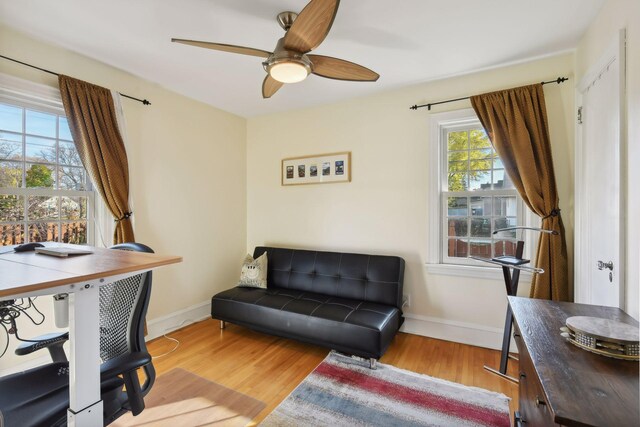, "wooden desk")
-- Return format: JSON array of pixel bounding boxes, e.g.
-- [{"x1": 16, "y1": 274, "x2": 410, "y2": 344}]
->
[
  {"x1": 0, "y1": 244, "x2": 181, "y2": 426},
  {"x1": 509, "y1": 297, "x2": 639, "y2": 427}
]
